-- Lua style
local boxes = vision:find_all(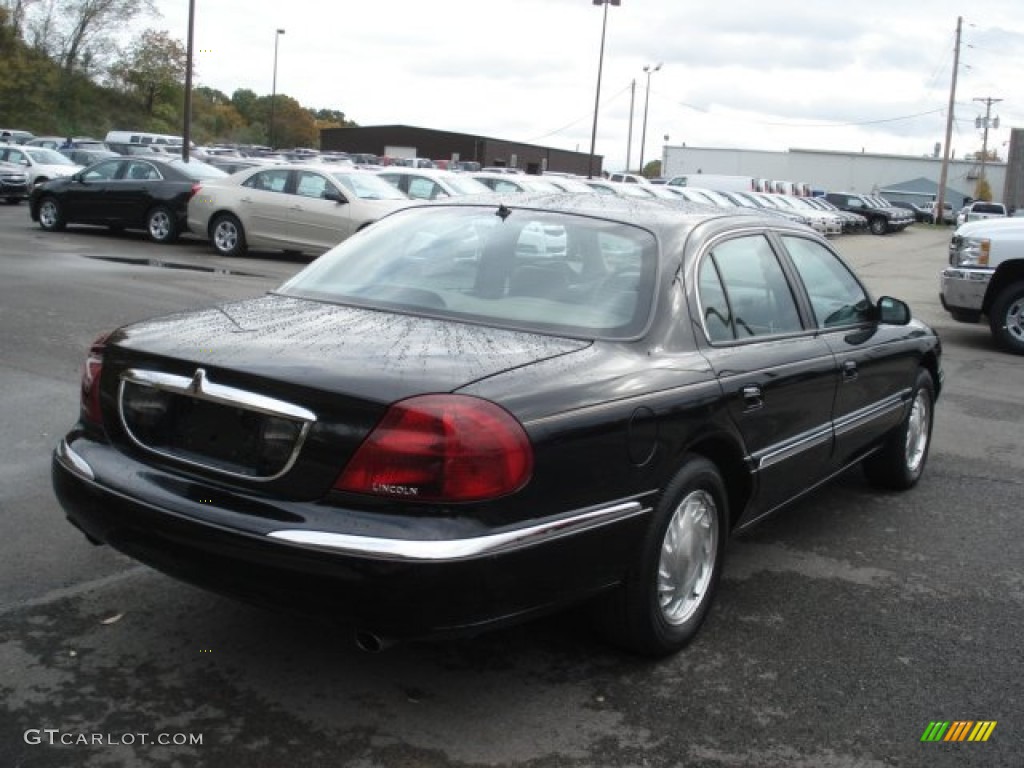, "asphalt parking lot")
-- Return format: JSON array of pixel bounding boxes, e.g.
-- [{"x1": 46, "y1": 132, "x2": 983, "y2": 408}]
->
[{"x1": 0, "y1": 204, "x2": 1021, "y2": 768}]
